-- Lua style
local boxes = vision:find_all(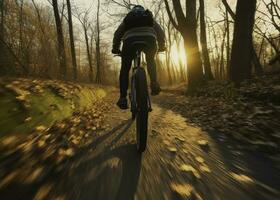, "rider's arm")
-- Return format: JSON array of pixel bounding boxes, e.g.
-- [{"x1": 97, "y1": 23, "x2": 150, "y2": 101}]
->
[
  {"x1": 153, "y1": 21, "x2": 166, "y2": 50},
  {"x1": 113, "y1": 22, "x2": 126, "y2": 50}
]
